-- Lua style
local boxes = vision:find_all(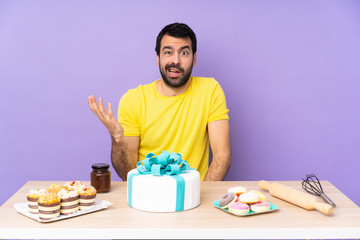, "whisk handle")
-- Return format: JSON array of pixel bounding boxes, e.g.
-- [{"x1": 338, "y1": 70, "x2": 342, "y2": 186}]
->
[{"x1": 321, "y1": 193, "x2": 336, "y2": 208}]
